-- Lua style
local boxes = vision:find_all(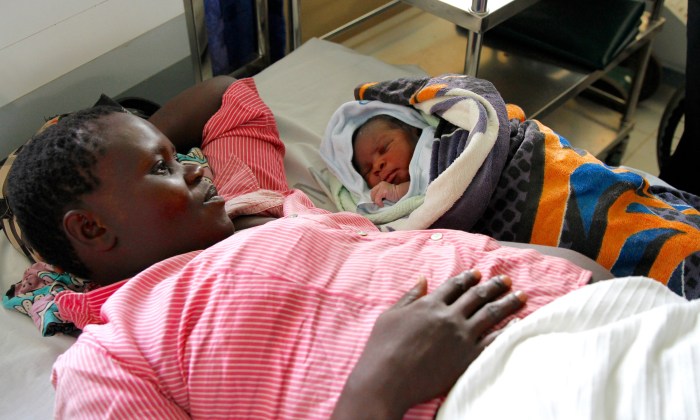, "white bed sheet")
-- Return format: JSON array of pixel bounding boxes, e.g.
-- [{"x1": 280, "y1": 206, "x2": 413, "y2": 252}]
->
[
  {"x1": 438, "y1": 276, "x2": 700, "y2": 420},
  {"x1": 0, "y1": 38, "x2": 613, "y2": 418}
]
